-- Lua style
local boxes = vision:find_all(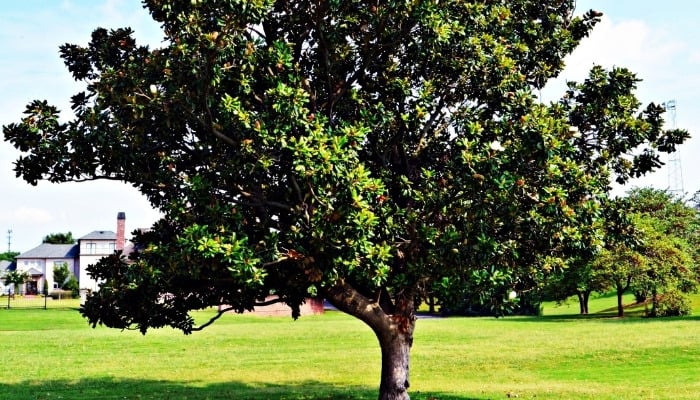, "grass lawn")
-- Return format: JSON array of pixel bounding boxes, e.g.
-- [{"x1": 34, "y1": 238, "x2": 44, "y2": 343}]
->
[{"x1": 0, "y1": 294, "x2": 698, "y2": 400}]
